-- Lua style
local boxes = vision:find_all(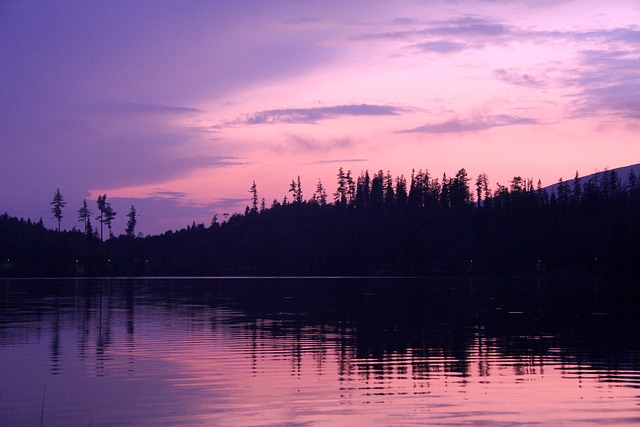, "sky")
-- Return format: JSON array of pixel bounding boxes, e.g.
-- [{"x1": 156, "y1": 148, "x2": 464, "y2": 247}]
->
[{"x1": 1, "y1": 0, "x2": 639, "y2": 235}]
